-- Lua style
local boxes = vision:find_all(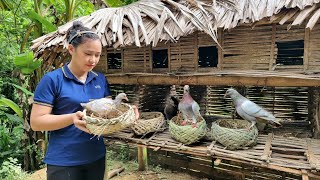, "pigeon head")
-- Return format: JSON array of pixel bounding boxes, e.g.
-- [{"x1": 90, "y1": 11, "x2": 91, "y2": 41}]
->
[
  {"x1": 115, "y1": 93, "x2": 129, "y2": 102},
  {"x1": 224, "y1": 88, "x2": 240, "y2": 99},
  {"x1": 183, "y1": 85, "x2": 190, "y2": 93}
]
